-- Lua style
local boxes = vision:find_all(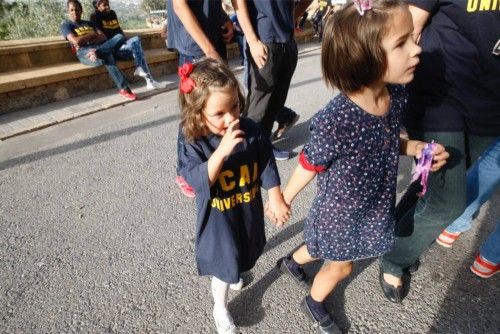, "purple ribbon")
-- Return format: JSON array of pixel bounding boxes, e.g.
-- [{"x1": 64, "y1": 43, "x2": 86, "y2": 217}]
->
[{"x1": 411, "y1": 141, "x2": 436, "y2": 197}]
